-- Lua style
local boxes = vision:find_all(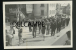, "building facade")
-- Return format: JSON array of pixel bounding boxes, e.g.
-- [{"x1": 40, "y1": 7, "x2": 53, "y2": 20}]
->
[
  {"x1": 56, "y1": 3, "x2": 62, "y2": 15},
  {"x1": 33, "y1": 4, "x2": 48, "y2": 18}
]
